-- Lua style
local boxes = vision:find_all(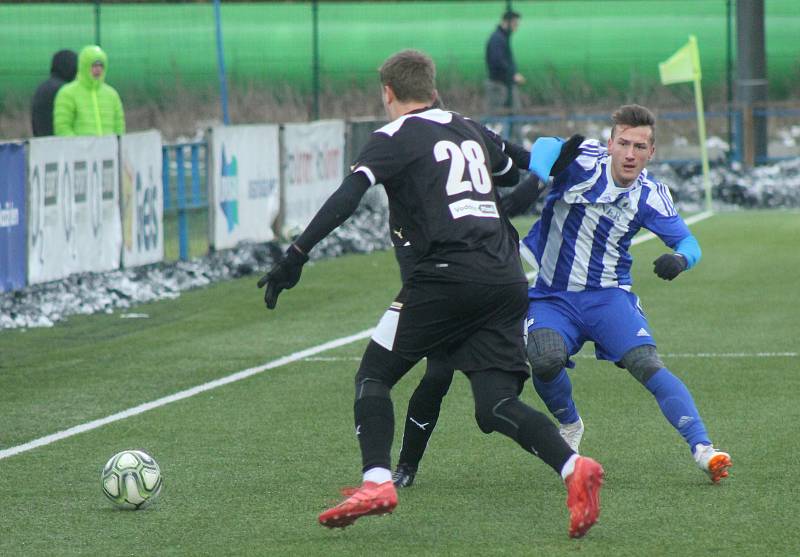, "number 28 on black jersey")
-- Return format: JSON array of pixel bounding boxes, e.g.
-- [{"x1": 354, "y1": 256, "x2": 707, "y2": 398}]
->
[{"x1": 352, "y1": 108, "x2": 525, "y2": 285}]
